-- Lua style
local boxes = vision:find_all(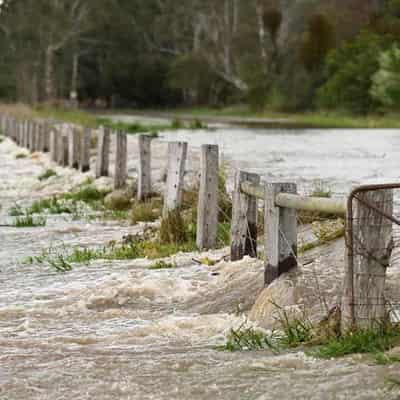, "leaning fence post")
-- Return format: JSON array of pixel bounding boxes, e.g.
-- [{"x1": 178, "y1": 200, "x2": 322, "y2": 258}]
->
[
  {"x1": 230, "y1": 171, "x2": 260, "y2": 261},
  {"x1": 137, "y1": 134, "x2": 153, "y2": 201},
  {"x1": 96, "y1": 126, "x2": 111, "y2": 178},
  {"x1": 342, "y1": 188, "x2": 393, "y2": 331},
  {"x1": 114, "y1": 131, "x2": 128, "y2": 189},
  {"x1": 196, "y1": 144, "x2": 219, "y2": 250},
  {"x1": 264, "y1": 182, "x2": 298, "y2": 286},
  {"x1": 80, "y1": 127, "x2": 91, "y2": 172},
  {"x1": 163, "y1": 141, "x2": 188, "y2": 216}
]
